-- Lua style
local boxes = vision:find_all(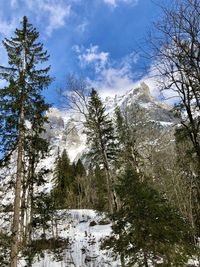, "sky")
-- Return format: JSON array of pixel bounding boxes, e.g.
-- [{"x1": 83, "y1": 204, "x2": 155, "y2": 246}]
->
[{"x1": 0, "y1": 0, "x2": 163, "y2": 106}]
